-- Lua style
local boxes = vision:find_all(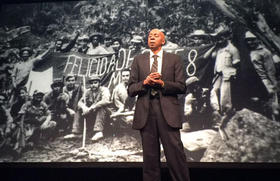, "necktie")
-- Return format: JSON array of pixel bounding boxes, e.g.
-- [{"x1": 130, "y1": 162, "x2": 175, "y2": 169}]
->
[
  {"x1": 151, "y1": 55, "x2": 158, "y2": 73},
  {"x1": 151, "y1": 55, "x2": 159, "y2": 96}
]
